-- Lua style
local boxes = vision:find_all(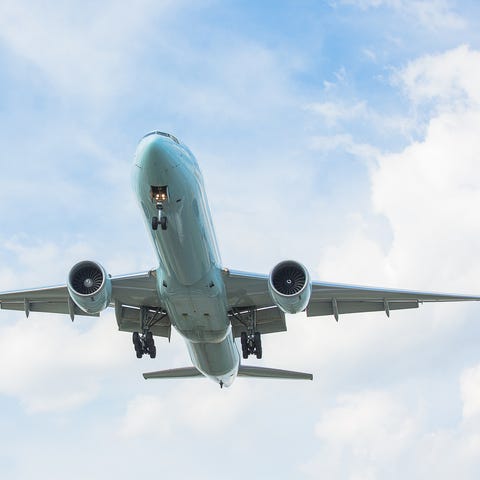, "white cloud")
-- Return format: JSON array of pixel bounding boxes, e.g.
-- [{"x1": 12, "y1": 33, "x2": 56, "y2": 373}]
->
[
  {"x1": 303, "y1": 368, "x2": 480, "y2": 479},
  {"x1": 0, "y1": 0, "x2": 179, "y2": 102},
  {"x1": 461, "y1": 365, "x2": 480, "y2": 420},
  {"x1": 305, "y1": 101, "x2": 367, "y2": 126},
  {"x1": 338, "y1": 0, "x2": 465, "y2": 30},
  {"x1": 370, "y1": 46, "x2": 480, "y2": 292},
  {"x1": 308, "y1": 46, "x2": 480, "y2": 295},
  {"x1": 291, "y1": 42, "x2": 480, "y2": 479},
  {"x1": 119, "y1": 381, "x2": 253, "y2": 438},
  {"x1": 0, "y1": 314, "x2": 130, "y2": 412},
  {"x1": 399, "y1": 44, "x2": 480, "y2": 107},
  {"x1": 0, "y1": 240, "x2": 151, "y2": 413},
  {"x1": 310, "y1": 133, "x2": 380, "y2": 162}
]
